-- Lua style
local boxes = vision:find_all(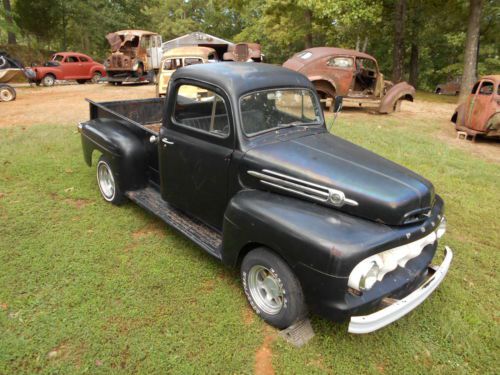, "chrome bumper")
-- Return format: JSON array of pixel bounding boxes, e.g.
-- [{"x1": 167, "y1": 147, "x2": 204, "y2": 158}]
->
[{"x1": 348, "y1": 246, "x2": 453, "y2": 334}]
